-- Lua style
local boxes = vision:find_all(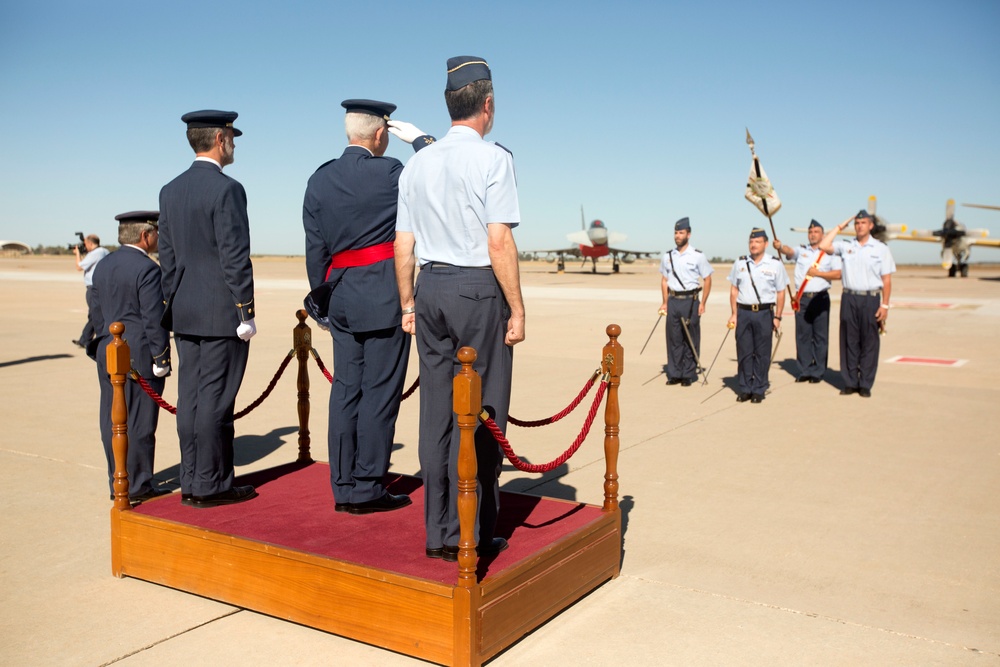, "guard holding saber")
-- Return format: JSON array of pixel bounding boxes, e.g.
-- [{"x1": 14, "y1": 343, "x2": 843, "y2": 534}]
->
[
  {"x1": 658, "y1": 217, "x2": 713, "y2": 386},
  {"x1": 727, "y1": 228, "x2": 787, "y2": 403},
  {"x1": 774, "y1": 220, "x2": 842, "y2": 383}
]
